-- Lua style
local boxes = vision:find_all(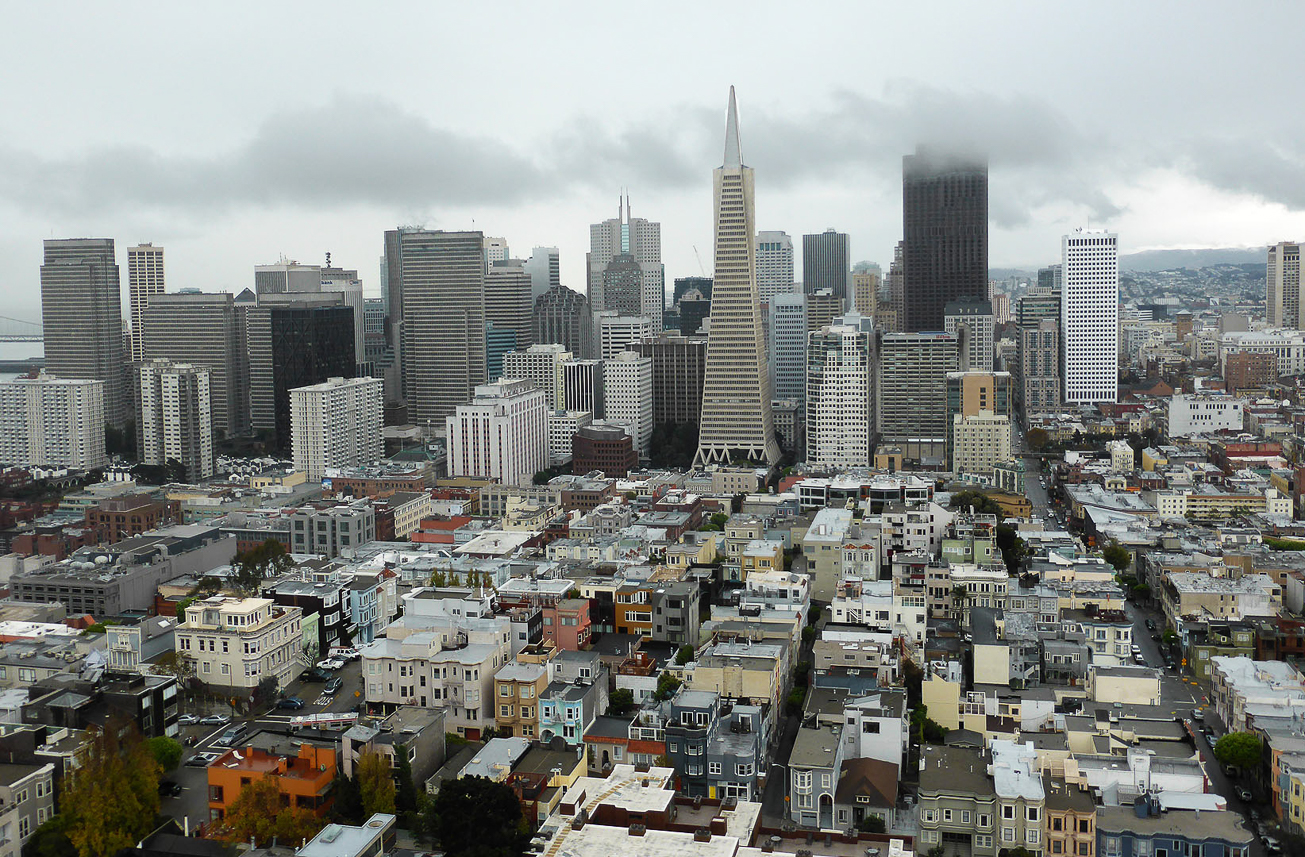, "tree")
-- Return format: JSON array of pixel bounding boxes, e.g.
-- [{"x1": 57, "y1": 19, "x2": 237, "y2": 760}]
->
[
  {"x1": 148, "y1": 736, "x2": 184, "y2": 771},
  {"x1": 653, "y1": 671, "x2": 682, "y2": 701},
  {"x1": 1026, "y1": 428, "x2": 1050, "y2": 451},
  {"x1": 1102, "y1": 540, "x2": 1132, "y2": 573},
  {"x1": 675, "y1": 645, "x2": 695, "y2": 665},
  {"x1": 1214, "y1": 732, "x2": 1262, "y2": 769},
  {"x1": 224, "y1": 776, "x2": 323, "y2": 847},
  {"x1": 607, "y1": 689, "x2": 636, "y2": 716},
  {"x1": 425, "y1": 775, "x2": 529, "y2": 857},
  {"x1": 27, "y1": 814, "x2": 77, "y2": 857},
  {"x1": 395, "y1": 752, "x2": 423, "y2": 832},
  {"x1": 60, "y1": 723, "x2": 161, "y2": 857},
  {"x1": 357, "y1": 749, "x2": 397, "y2": 817},
  {"x1": 331, "y1": 770, "x2": 364, "y2": 825},
  {"x1": 231, "y1": 539, "x2": 294, "y2": 596},
  {"x1": 948, "y1": 490, "x2": 1006, "y2": 521},
  {"x1": 910, "y1": 705, "x2": 946, "y2": 744},
  {"x1": 996, "y1": 524, "x2": 1029, "y2": 575}
]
